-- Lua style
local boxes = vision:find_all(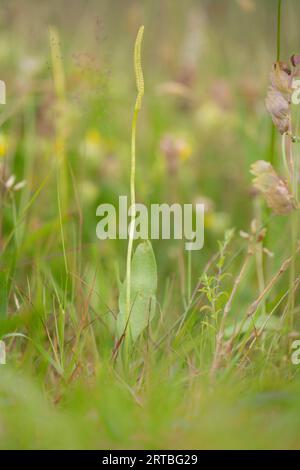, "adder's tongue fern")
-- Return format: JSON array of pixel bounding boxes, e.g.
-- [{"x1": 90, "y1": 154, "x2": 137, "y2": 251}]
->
[
  {"x1": 134, "y1": 26, "x2": 145, "y2": 111},
  {"x1": 125, "y1": 26, "x2": 145, "y2": 352}
]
